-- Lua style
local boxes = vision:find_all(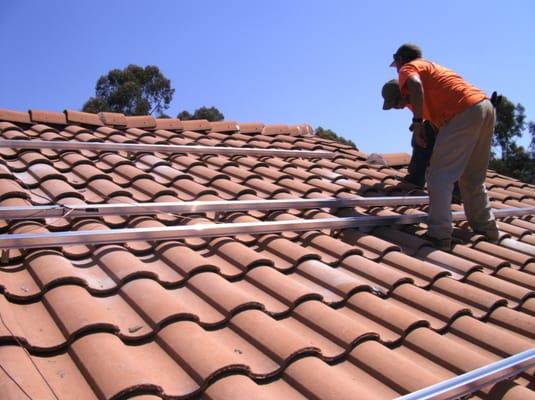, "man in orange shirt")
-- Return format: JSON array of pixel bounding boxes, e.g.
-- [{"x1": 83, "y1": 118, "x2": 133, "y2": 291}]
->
[{"x1": 389, "y1": 44, "x2": 499, "y2": 250}]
